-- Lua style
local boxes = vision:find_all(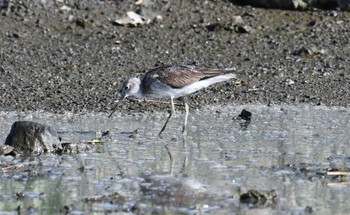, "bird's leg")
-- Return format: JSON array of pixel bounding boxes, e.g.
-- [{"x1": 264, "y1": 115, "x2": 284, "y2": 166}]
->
[
  {"x1": 158, "y1": 97, "x2": 175, "y2": 136},
  {"x1": 163, "y1": 143, "x2": 174, "y2": 174},
  {"x1": 108, "y1": 98, "x2": 124, "y2": 118},
  {"x1": 182, "y1": 101, "x2": 189, "y2": 135}
]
